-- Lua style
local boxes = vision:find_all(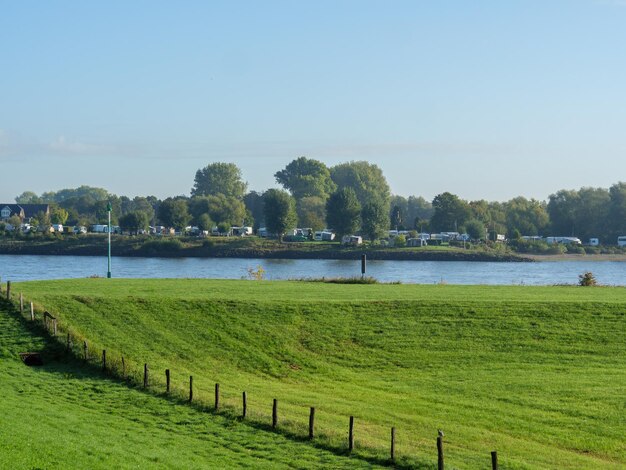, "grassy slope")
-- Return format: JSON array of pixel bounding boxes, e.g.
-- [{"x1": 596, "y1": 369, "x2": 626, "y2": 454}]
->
[
  {"x1": 0, "y1": 302, "x2": 386, "y2": 469},
  {"x1": 12, "y1": 279, "x2": 626, "y2": 469}
]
